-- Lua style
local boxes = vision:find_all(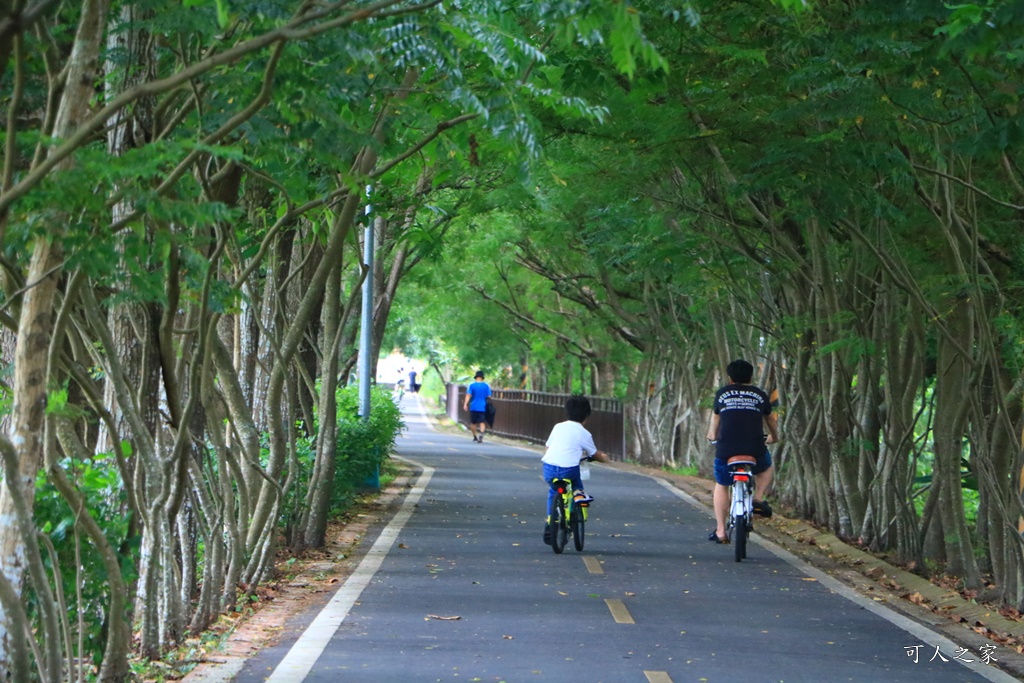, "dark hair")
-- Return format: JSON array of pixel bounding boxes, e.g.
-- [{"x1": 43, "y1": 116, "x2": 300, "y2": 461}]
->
[
  {"x1": 565, "y1": 395, "x2": 592, "y2": 423},
  {"x1": 726, "y1": 359, "x2": 754, "y2": 384}
]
